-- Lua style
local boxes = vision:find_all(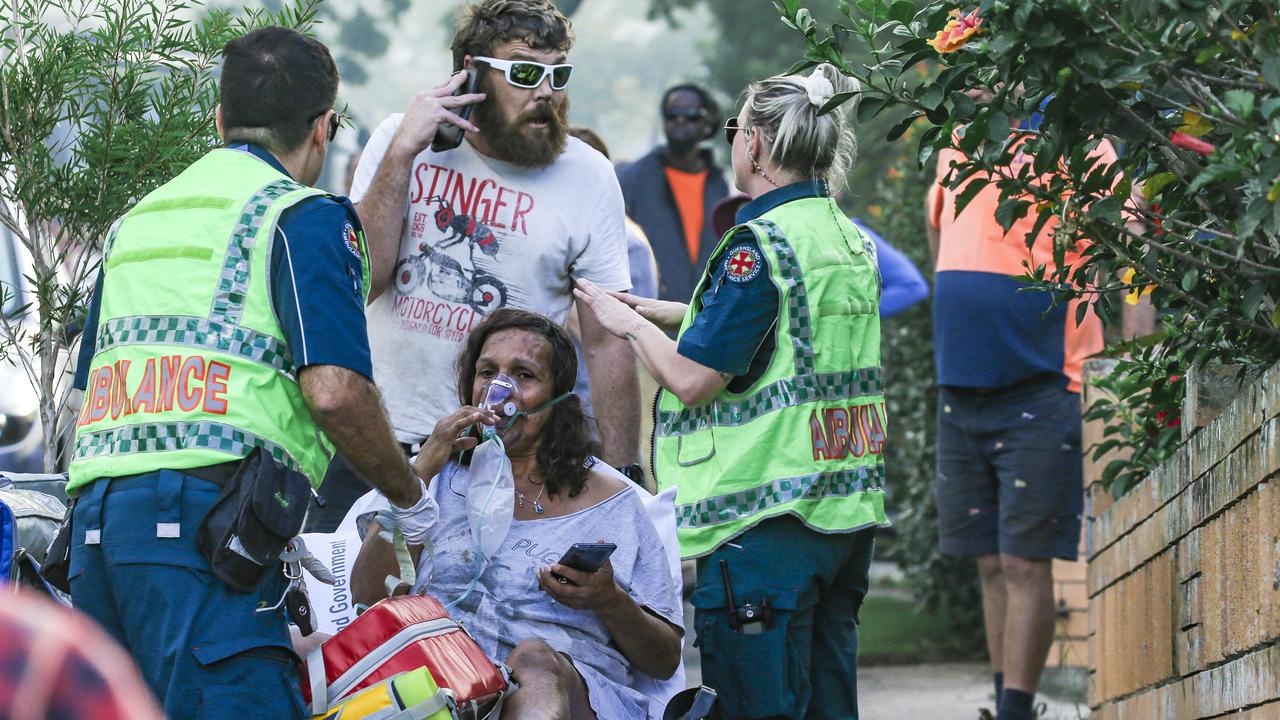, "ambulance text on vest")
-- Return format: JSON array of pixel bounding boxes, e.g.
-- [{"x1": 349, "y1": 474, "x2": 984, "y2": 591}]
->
[{"x1": 78, "y1": 355, "x2": 232, "y2": 426}]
